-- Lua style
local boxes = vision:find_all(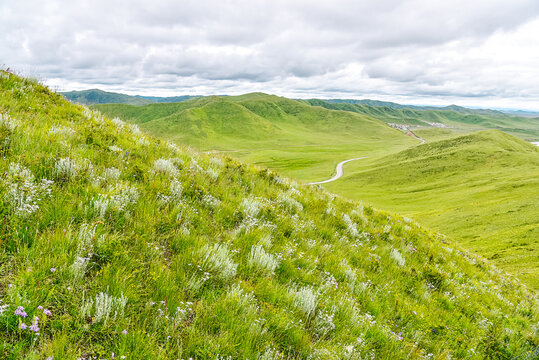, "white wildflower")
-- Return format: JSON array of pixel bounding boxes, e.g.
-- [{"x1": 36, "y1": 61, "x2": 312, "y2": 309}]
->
[
  {"x1": 291, "y1": 286, "x2": 318, "y2": 318},
  {"x1": 0, "y1": 113, "x2": 18, "y2": 132},
  {"x1": 241, "y1": 197, "x2": 263, "y2": 218},
  {"x1": 108, "y1": 145, "x2": 123, "y2": 152},
  {"x1": 343, "y1": 214, "x2": 359, "y2": 237},
  {"x1": 129, "y1": 123, "x2": 141, "y2": 135},
  {"x1": 277, "y1": 192, "x2": 303, "y2": 213},
  {"x1": 111, "y1": 117, "x2": 125, "y2": 132},
  {"x1": 209, "y1": 157, "x2": 224, "y2": 169},
  {"x1": 201, "y1": 194, "x2": 220, "y2": 208},
  {"x1": 205, "y1": 166, "x2": 219, "y2": 180},
  {"x1": 53, "y1": 158, "x2": 78, "y2": 180},
  {"x1": 390, "y1": 249, "x2": 406, "y2": 267},
  {"x1": 313, "y1": 308, "x2": 336, "y2": 338},
  {"x1": 200, "y1": 243, "x2": 237, "y2": 281},
  {"x1": 83, "y1": 291, "x2": 128, "y2": 325},
  {"x1": 48, "y1": 125, "x2": 76, "y2": 137},
  {"x1": 248, "y1": 245, "x2": 280, "y2": 275},
  {"x1": 153, "y1": 158, "x2": 179, "y2": 178},
  {"x1": 3, "y1": 163, "x2": 53, "y2": 216},
  {"x1": 137, "y1": 136, "x2": 149, "y2": 146}
]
